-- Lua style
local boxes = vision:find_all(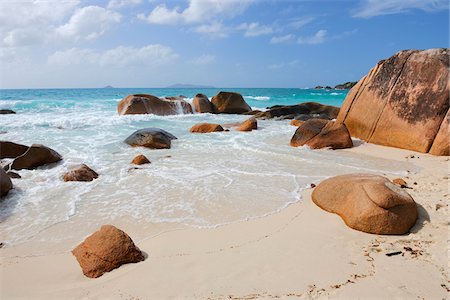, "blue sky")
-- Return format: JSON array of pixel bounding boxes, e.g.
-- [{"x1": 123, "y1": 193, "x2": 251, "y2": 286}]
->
[{"x1": 0, "y1": 0, "x2": 448, "y2": 88}]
